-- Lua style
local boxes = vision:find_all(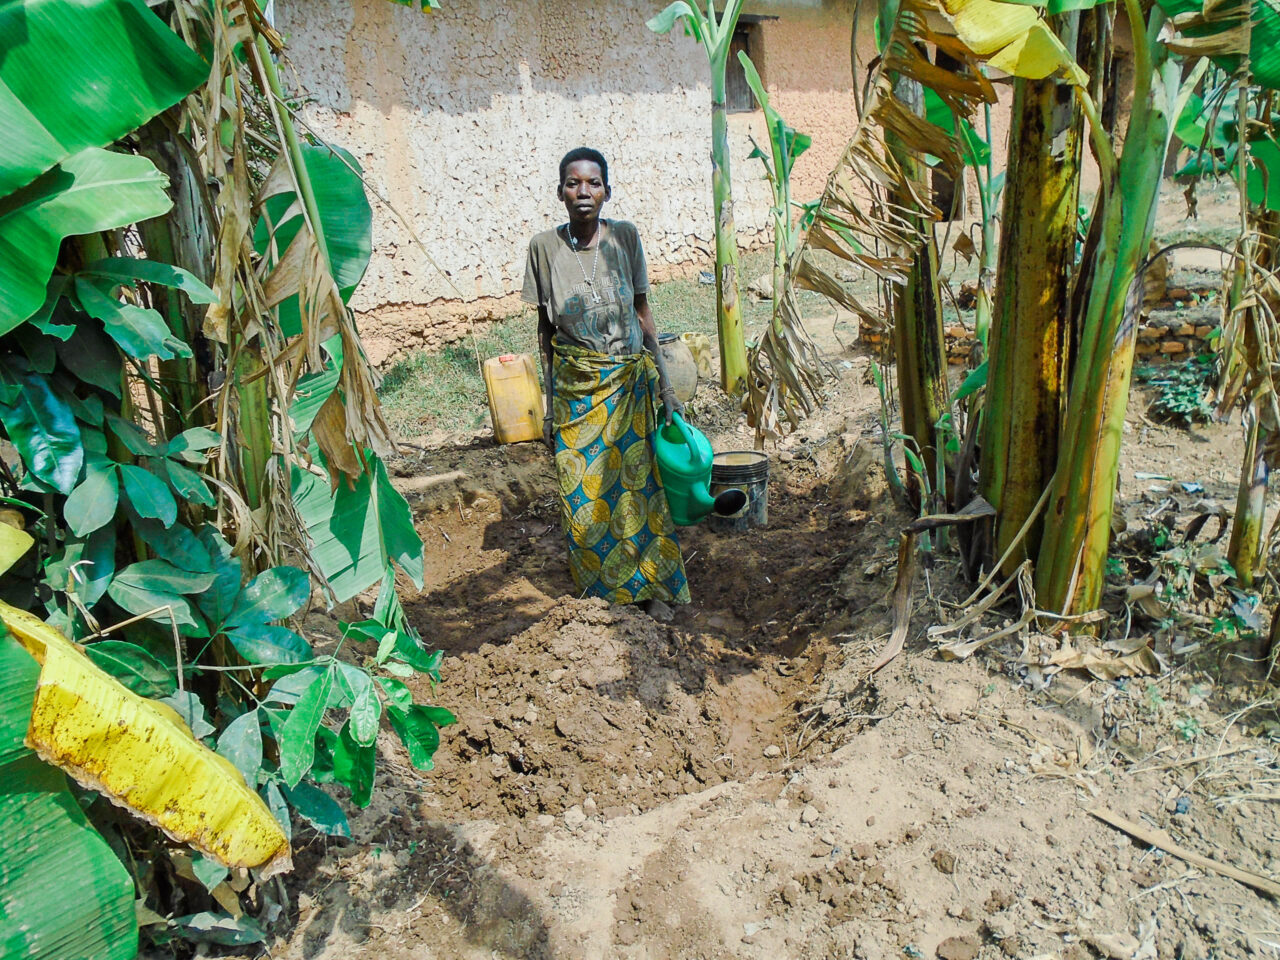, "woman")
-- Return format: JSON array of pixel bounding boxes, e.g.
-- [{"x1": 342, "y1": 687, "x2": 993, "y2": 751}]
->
[{"x1": 521, "y1": 147, "x2": 689, "y2": 617}]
